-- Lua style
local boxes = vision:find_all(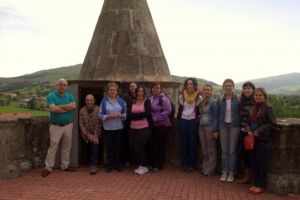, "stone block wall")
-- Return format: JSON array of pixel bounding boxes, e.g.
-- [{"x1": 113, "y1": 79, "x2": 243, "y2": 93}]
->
[
  {"x1": 0, "y1": 117, "x2": 299, "y2": 195},
  {"x1": 267, "y1": 119, "x2": 300, "y2": 195},
  {"x1": 0, "y1": 117, "x2": 49, "y2": 179}
]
